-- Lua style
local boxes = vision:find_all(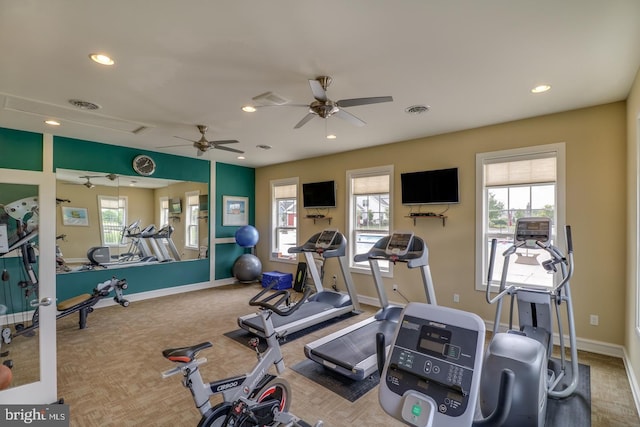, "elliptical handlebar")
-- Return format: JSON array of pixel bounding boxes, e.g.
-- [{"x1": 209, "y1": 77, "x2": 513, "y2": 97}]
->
[{"x1": 249, "y1": 282, "x2": 312, "y2": 317}]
